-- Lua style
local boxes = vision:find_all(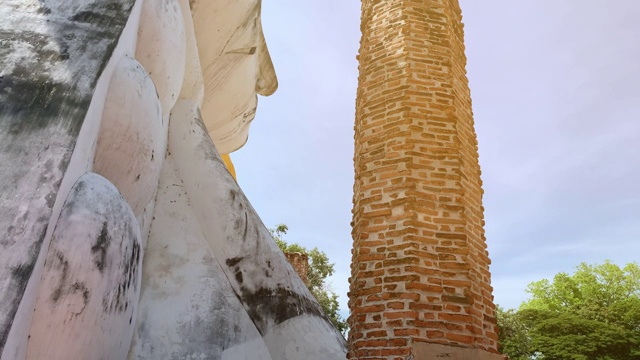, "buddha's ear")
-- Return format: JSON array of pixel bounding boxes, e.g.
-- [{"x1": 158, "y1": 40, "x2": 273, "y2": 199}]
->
[{"x1": 256, "y1": 30, "x2": 278, "y2": 96}]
